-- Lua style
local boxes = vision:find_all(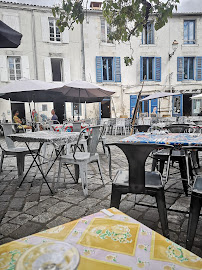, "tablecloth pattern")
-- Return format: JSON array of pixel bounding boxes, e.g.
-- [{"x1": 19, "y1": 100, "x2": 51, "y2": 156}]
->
[
  {"x1": 120, "y1": 133, "x2": 202, "y2": 146},
  {"x1": 52, "y1": 123, "x2": 89, "y2": 133},
  {"x1": 0, "y1": 208, "x2": 201, "y2": 270}
]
